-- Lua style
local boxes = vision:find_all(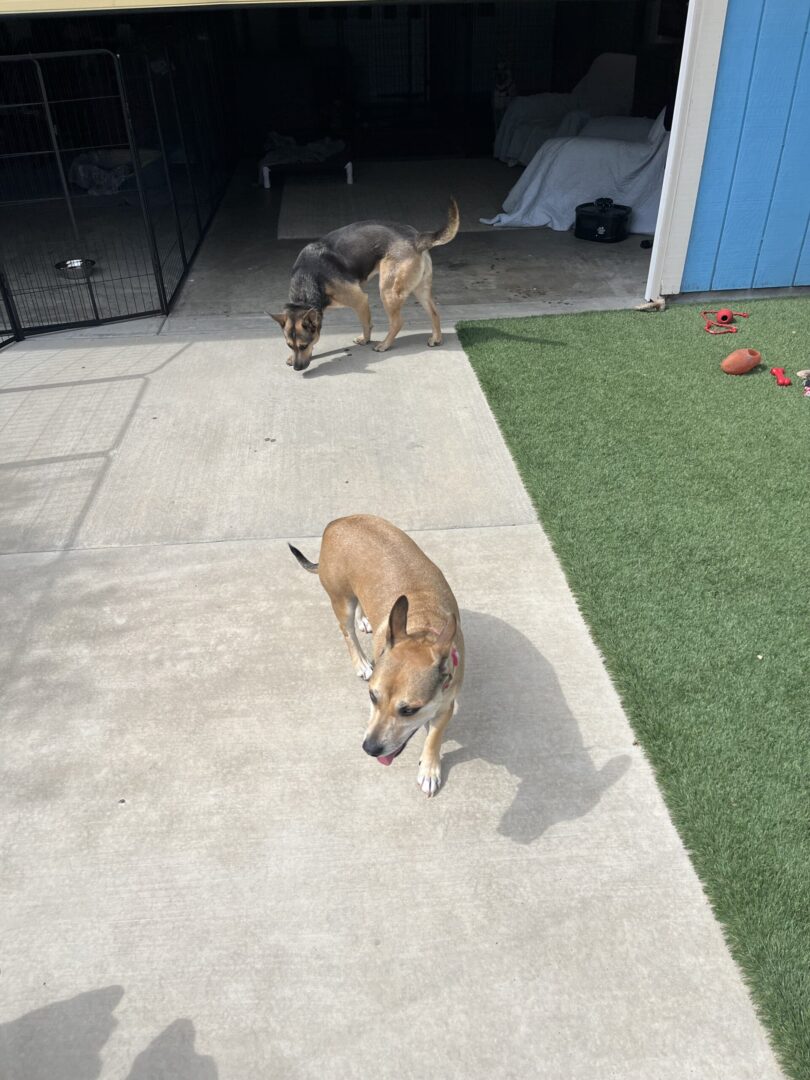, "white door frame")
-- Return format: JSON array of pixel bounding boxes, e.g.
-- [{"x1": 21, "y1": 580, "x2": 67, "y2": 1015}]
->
[{"x1": 644, "y1": 0, "x2": 730, "y2": 300}]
